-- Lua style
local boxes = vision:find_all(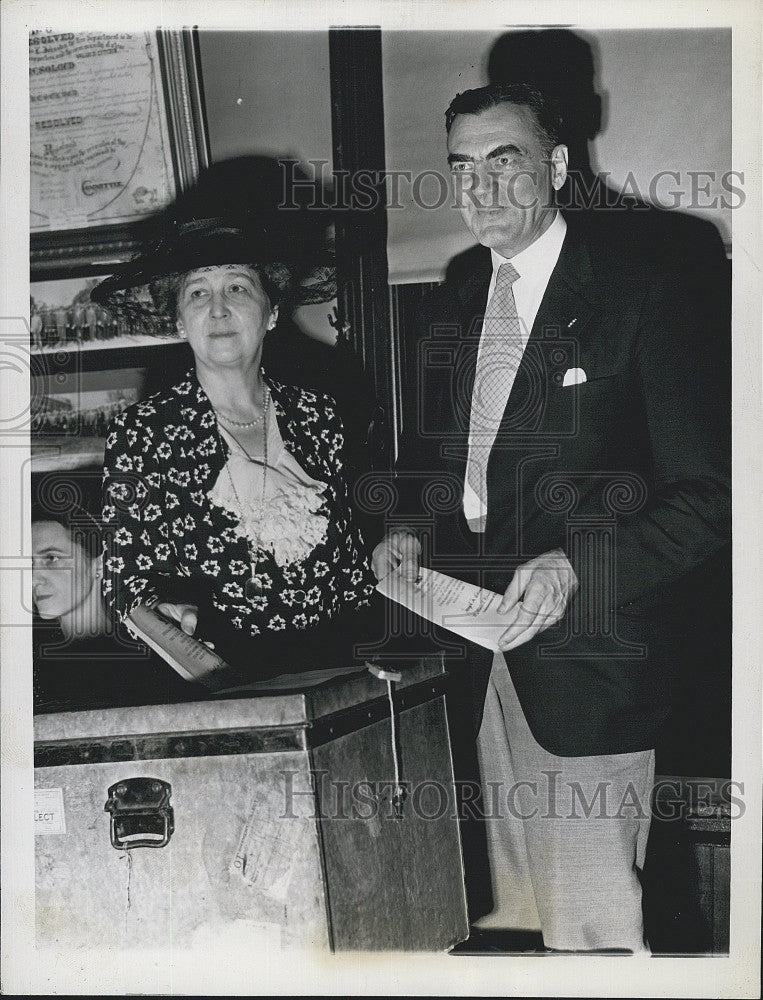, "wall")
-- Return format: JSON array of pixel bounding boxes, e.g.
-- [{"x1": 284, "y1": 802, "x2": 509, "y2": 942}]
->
[
  {"x1": 199, "y1": 30, "x2": 333, "y2": 169},
  {"x1": 198, "y1": 28, "x2": 732, "y2": 284},
  {"x1": 589, "y1": 29, "x2": 731, "y2": 229},
  {"x1": 382, "y1": 28, "x2": 731, "y2": 281}
]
